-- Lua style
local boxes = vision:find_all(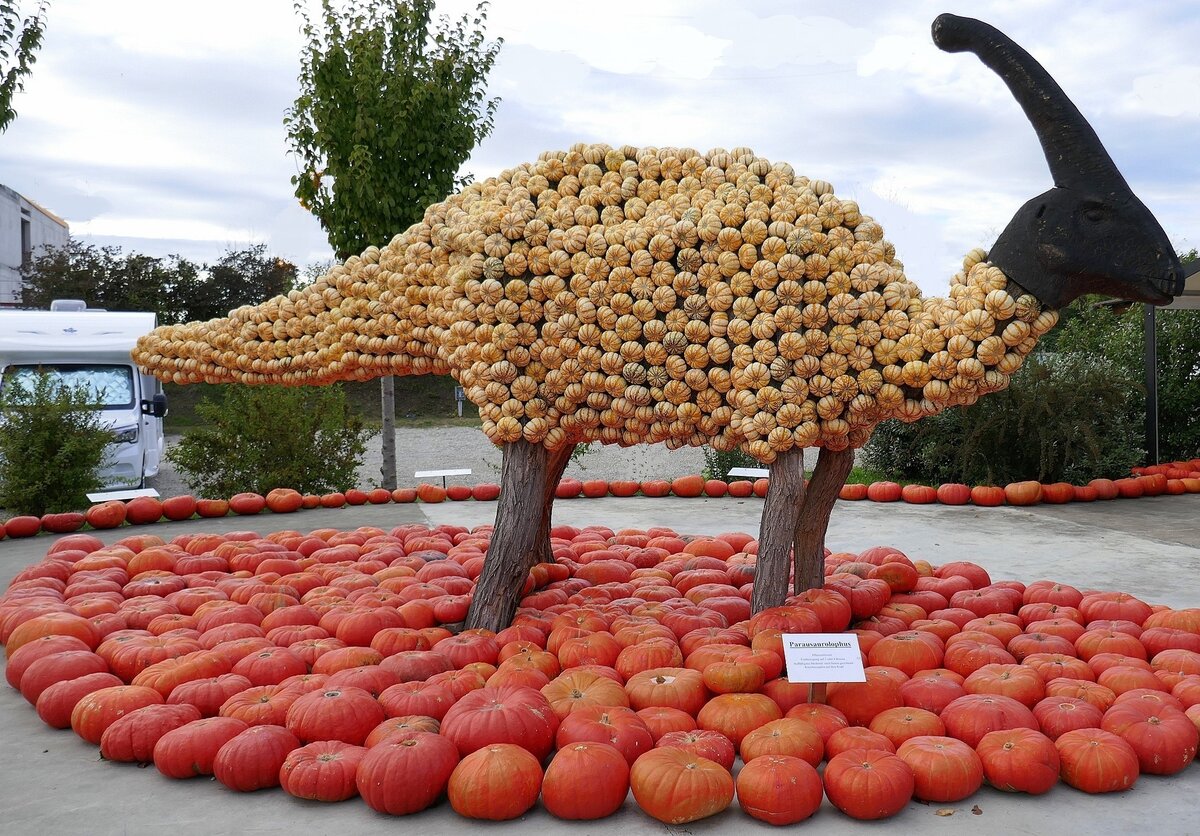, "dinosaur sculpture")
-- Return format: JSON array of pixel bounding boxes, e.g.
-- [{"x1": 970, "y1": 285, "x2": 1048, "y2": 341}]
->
[{"x1": 133, "y1": 15, "x2": 1183, "y2": 631}]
